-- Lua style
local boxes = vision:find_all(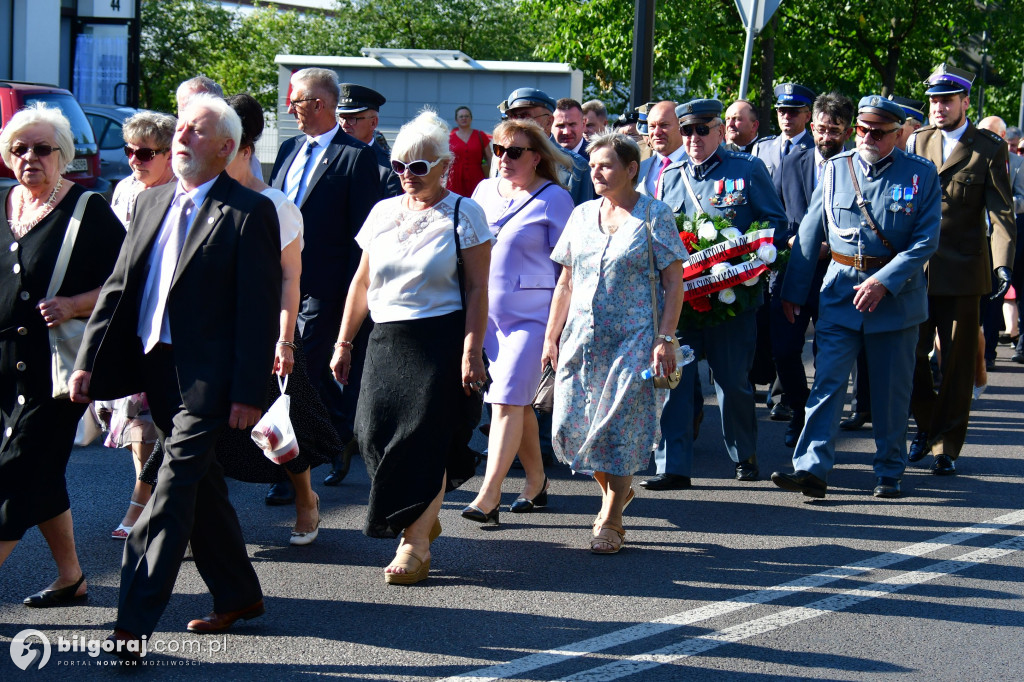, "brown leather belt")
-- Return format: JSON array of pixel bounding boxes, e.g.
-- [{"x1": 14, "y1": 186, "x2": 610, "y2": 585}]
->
[{"x1": 831, "y1": 252, "x2": 892, "y2": 272}]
